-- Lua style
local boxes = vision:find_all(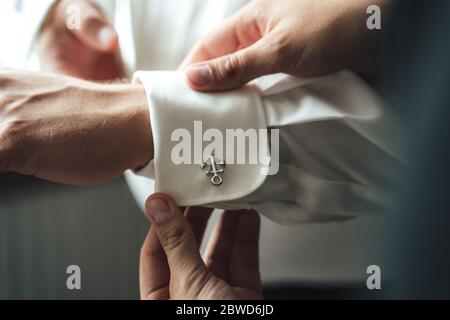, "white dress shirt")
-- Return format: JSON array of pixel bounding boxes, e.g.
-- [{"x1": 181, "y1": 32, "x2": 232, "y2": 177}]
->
[
  {"x1": 14, "y1": 0, "x2": 406, "y2": 284},
  {"x1": 133, "y1": 70, "x2": 404, "y2": 225}
]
